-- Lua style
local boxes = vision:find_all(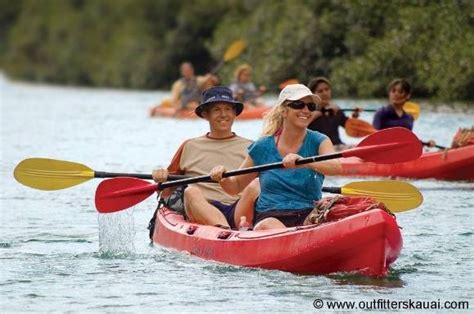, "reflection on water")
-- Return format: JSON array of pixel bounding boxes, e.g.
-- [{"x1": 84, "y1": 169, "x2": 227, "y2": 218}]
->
[{"x1": 328, "y1": 271, "x2": 405, "y2": 288}]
